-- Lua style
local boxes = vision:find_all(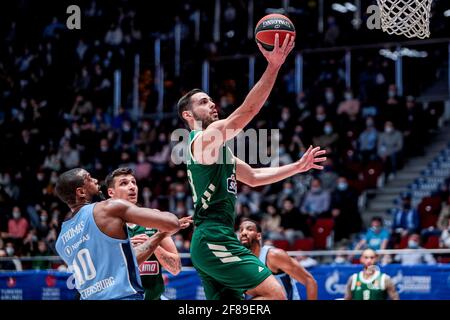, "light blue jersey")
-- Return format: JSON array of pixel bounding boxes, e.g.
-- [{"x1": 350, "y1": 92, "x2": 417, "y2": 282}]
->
[
  {"x1": 258, "y1": 245, "x2": 300, "y2": 300},
  {"x1": 55, "y1": 203, "x2": 144, "y2": 300}
]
